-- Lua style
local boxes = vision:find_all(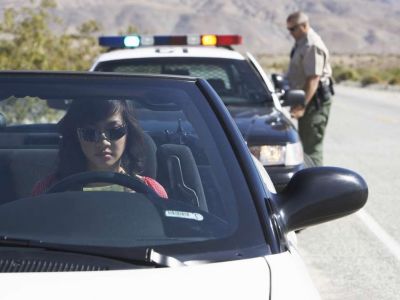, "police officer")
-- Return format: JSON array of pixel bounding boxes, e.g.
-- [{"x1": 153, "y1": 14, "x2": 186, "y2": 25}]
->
[{"x1": 286, "y1": 11, "x2": 334, "y2": 166}]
